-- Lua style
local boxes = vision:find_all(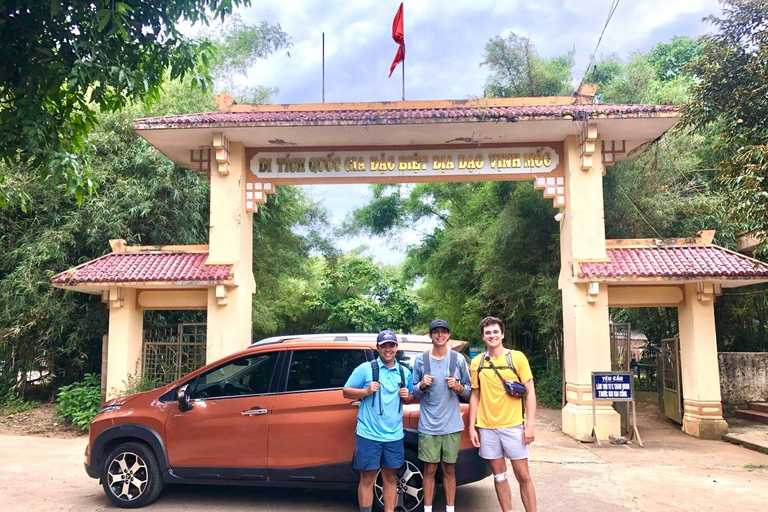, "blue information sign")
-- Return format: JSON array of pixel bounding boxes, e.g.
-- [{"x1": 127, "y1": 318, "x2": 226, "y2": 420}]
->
[
  {"x1": 591, "y1": 372, "x2": 634, "y2": 402},
  {"x1": 468, "y1": 346, "x2": 484, "y2": 360}
]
